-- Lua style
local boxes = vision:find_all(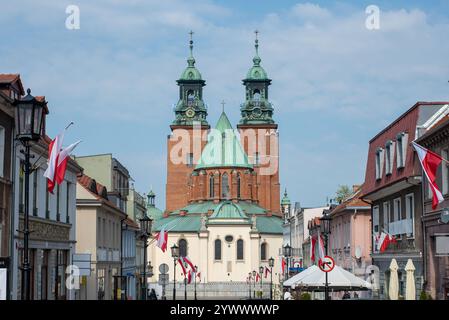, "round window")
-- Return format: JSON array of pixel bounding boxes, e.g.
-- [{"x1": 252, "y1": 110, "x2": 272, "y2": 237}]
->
[{"x1": 225, "y1": 235, "x2": 233, "y2": 243}]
